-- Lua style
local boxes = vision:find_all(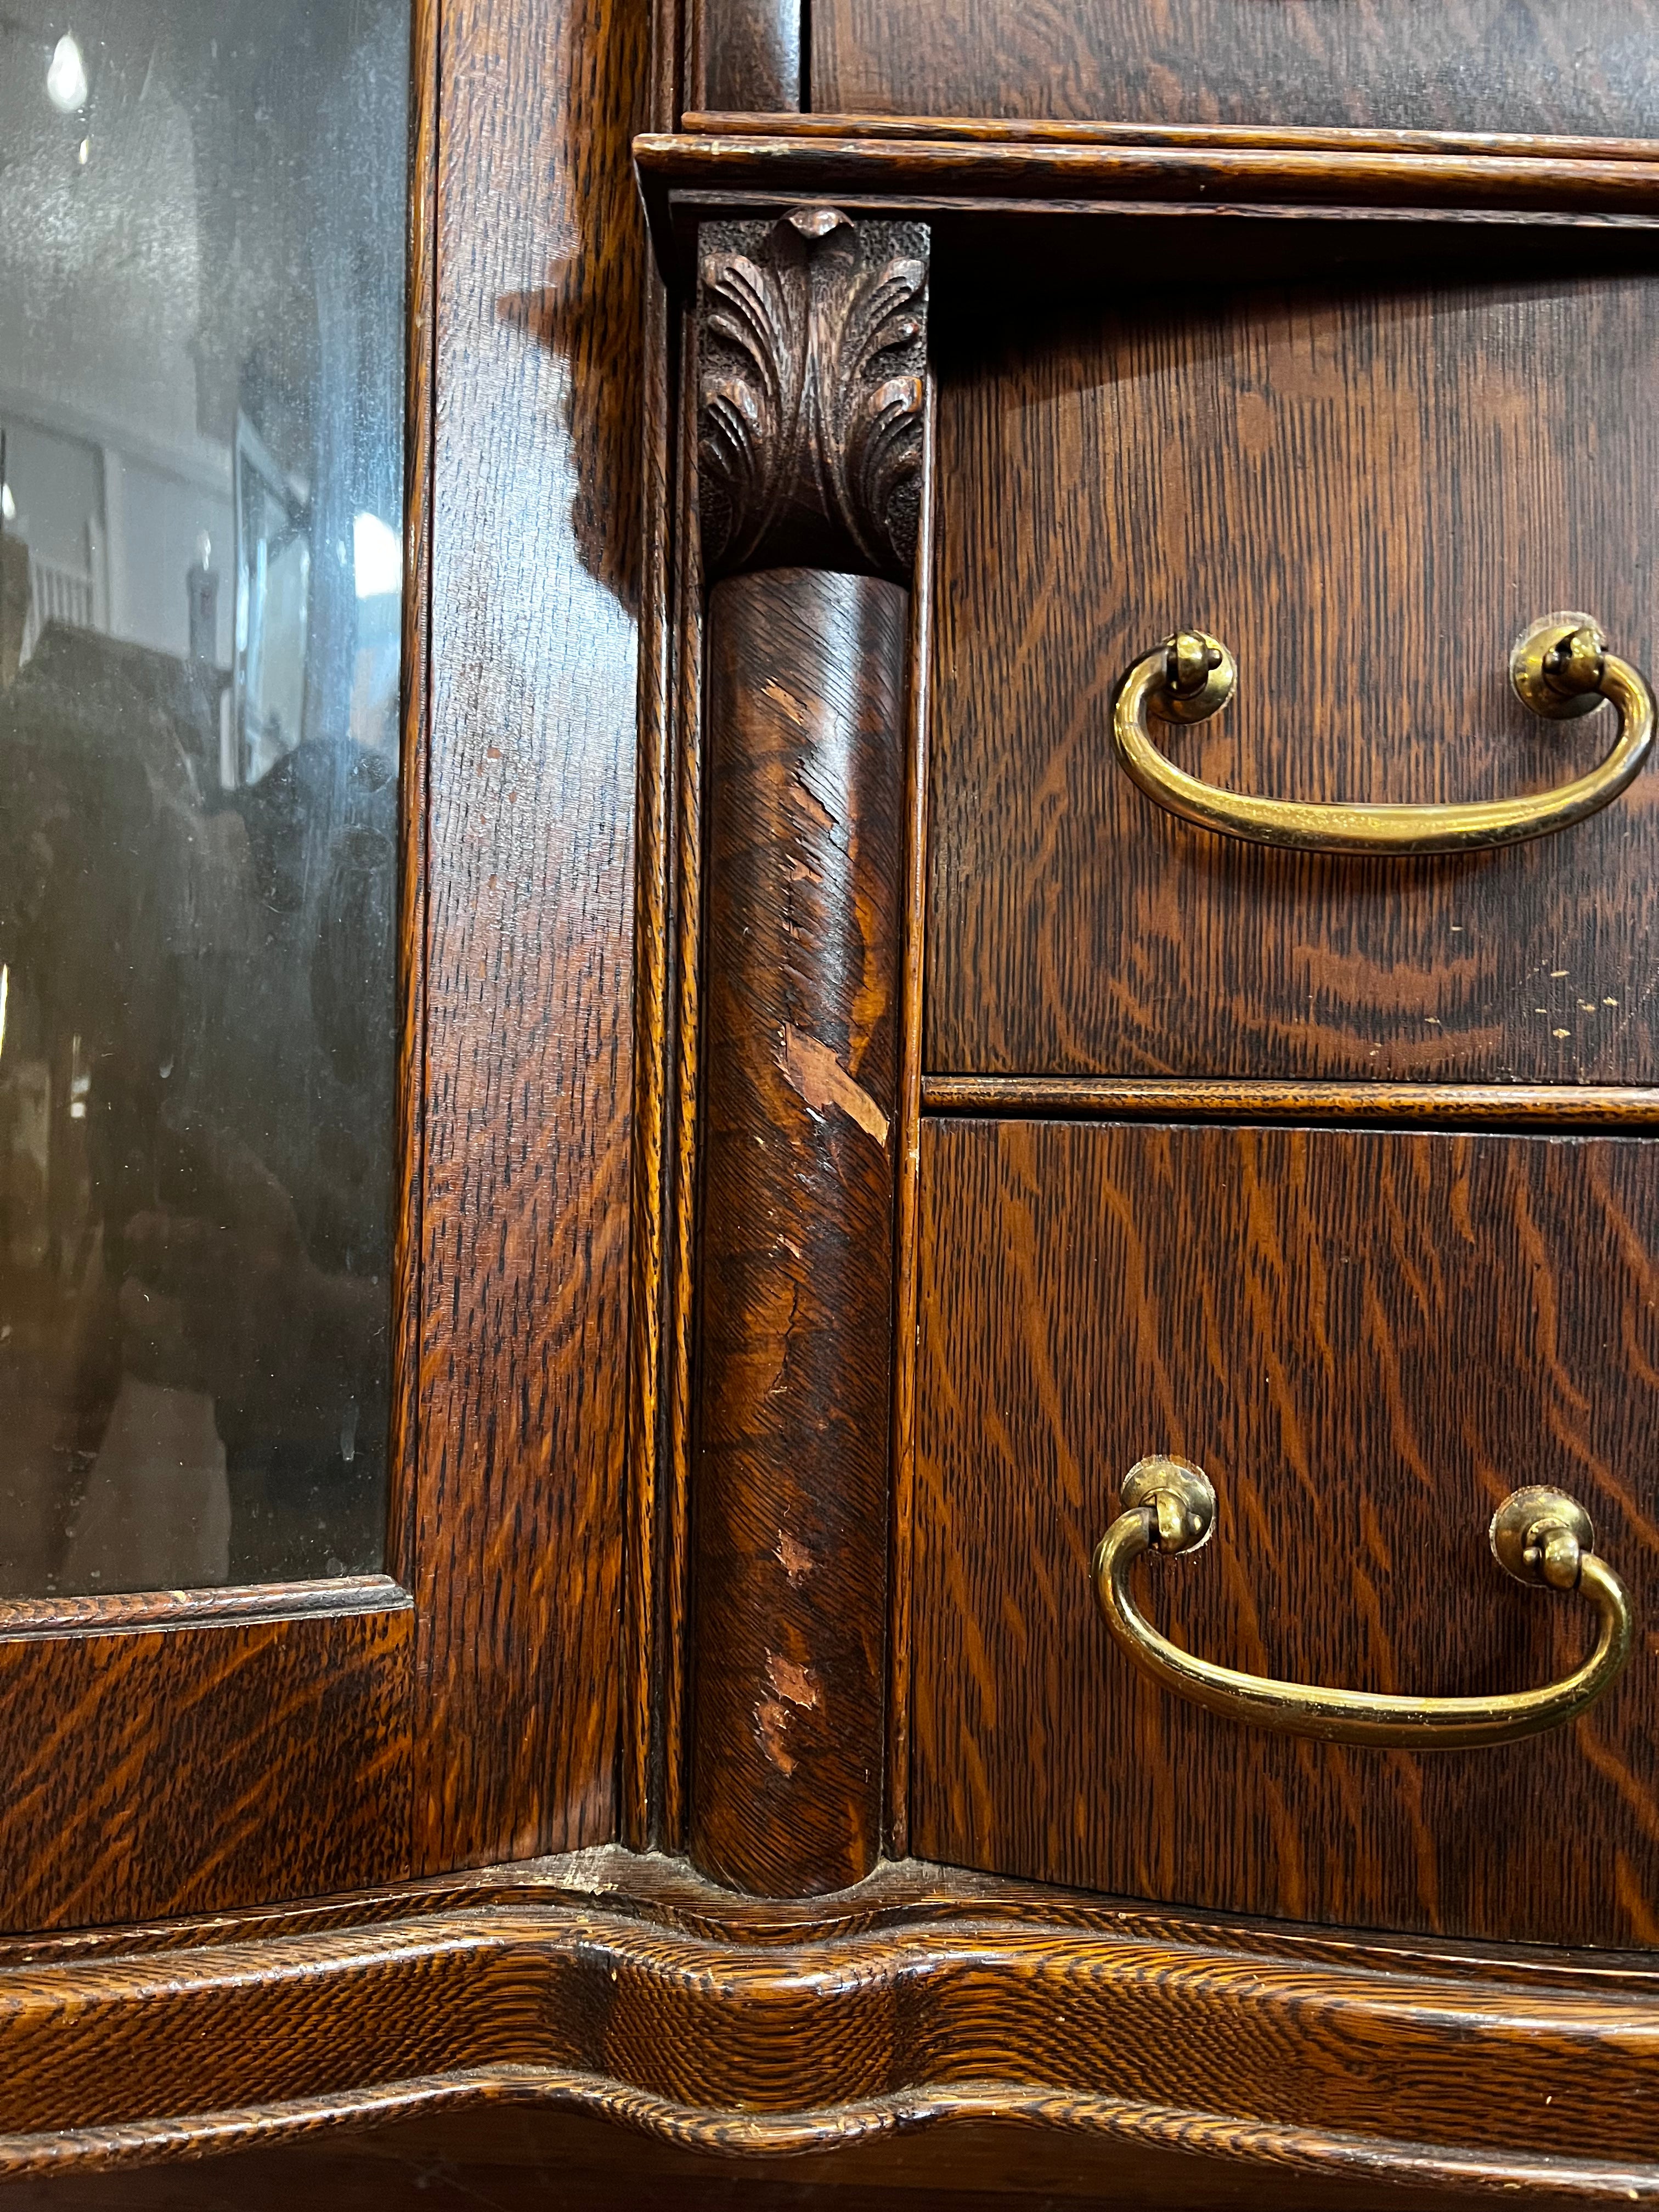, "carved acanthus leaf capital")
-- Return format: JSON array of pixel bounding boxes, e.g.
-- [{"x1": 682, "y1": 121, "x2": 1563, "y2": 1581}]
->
[{"x1": 698, "y1": 208, "x2": 929, "y2": 583}]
